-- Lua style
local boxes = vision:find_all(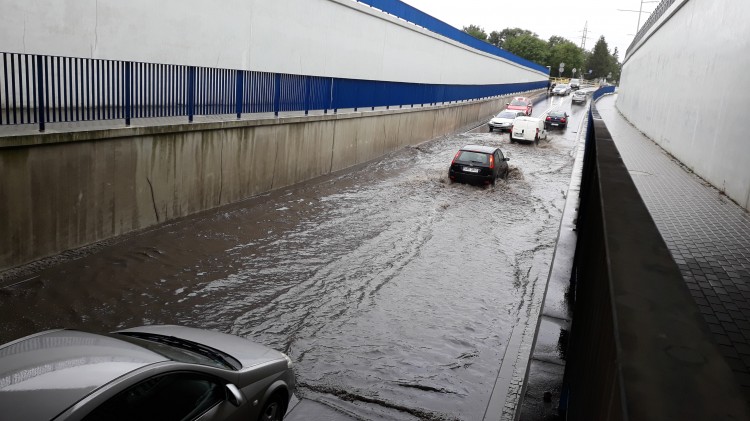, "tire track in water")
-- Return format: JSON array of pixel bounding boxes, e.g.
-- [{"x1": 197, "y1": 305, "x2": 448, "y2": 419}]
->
[{"x1": 228, "y1": 189, "x2": 446, "y2": 356}]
